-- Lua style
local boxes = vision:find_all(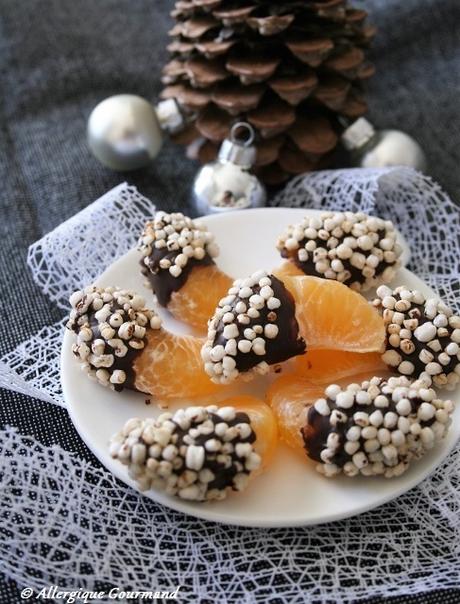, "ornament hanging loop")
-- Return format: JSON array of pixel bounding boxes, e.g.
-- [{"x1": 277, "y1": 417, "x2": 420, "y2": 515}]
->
[
  {"x1": 230, "y1": 122, "x2": 255, "y2": 147},
  {"x1": 219, "y1": 121, "x2": 256, "y2": 168}
]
